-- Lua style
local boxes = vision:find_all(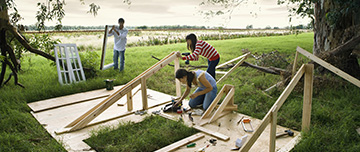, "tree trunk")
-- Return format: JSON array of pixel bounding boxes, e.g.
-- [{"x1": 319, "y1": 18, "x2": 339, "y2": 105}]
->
[{"x1": 313, "y1": 0, "x2": 360, "y2": 78}]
